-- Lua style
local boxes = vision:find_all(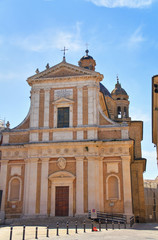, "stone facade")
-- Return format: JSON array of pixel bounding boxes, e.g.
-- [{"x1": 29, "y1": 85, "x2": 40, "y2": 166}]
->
[
  {"x1": 144, "y1": 177, "x2": 158, "y2": 222},
  {"x1": 152, "y1": 75, "x2": 158, "y2": 166},
  {"x1": 0, "y1": 51, "x2": 146, "y2": 222}
]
